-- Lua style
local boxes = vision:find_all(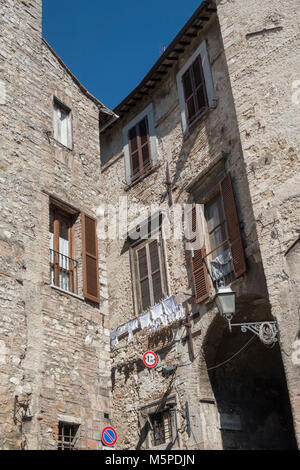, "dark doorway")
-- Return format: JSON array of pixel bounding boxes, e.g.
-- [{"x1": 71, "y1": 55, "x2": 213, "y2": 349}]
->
[{"x1": 204, "y1": 315, "x2": 297, "y2": 450}]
